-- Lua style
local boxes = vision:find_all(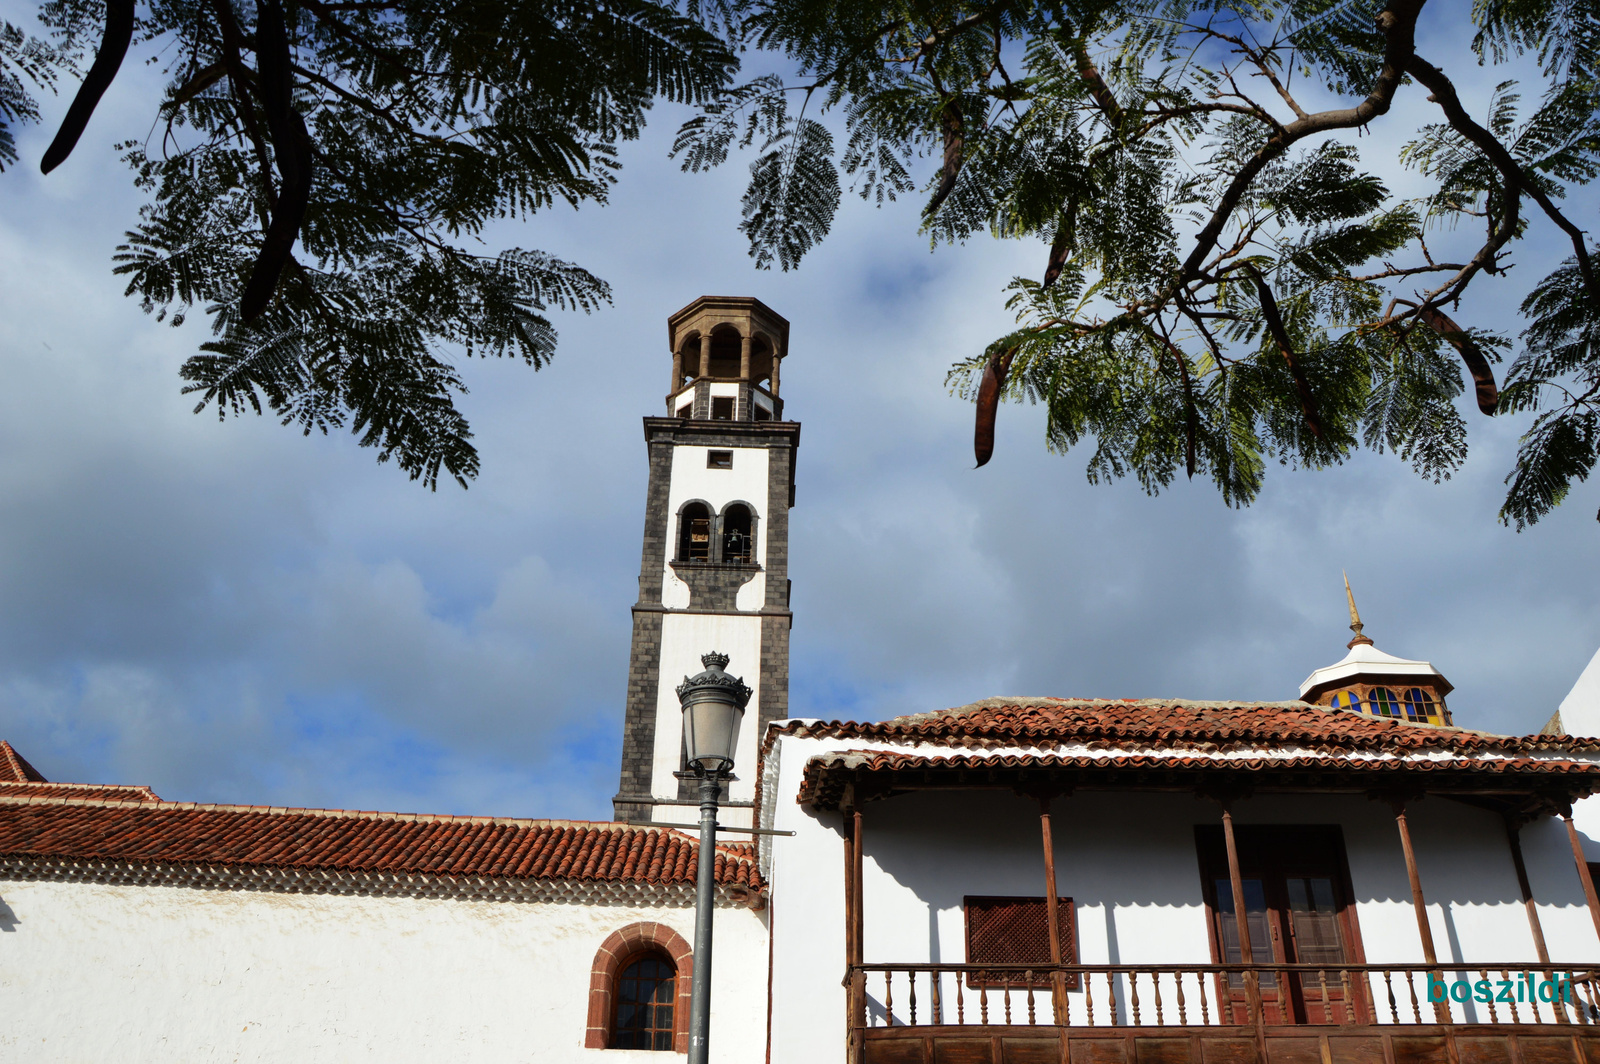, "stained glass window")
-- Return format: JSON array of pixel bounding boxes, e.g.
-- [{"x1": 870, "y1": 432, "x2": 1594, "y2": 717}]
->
[
  {"x1": 1328, "y1": 690, "x2": 1362, "y2": 714},
  {"x1": 1367, "y1": 688, "x2": 1399, "y2": 718},
  {"x1": 1402, "y1": 688, "x2": 1437, "y2": 723}
]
